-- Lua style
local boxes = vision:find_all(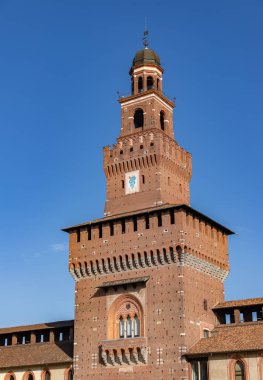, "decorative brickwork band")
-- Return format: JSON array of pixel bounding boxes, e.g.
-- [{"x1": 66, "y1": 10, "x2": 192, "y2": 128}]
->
[{"x1": 70, "y1": 248, "x2": 228, "y2": 283}]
